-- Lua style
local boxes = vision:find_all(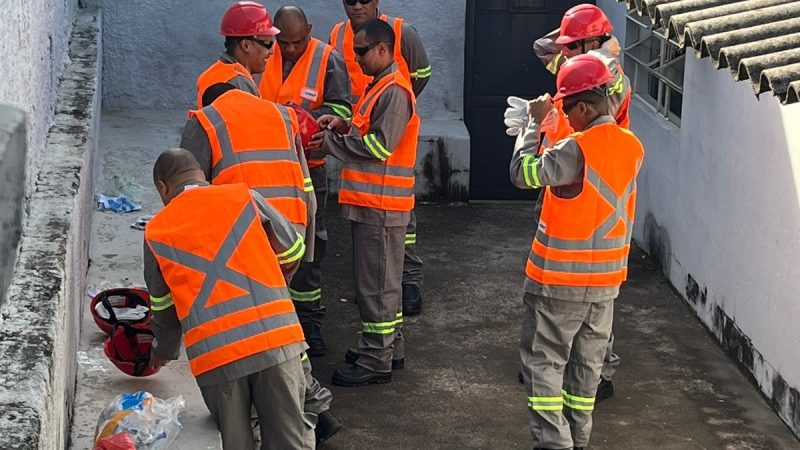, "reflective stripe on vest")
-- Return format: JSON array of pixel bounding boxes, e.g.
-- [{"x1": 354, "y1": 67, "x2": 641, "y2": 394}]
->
[
  {"x1": 339, "y1": 70, "x2": 419, "y2": 212},
  {"x1": 527, "y1": 124, "x2": 643, "y2": 287},
  {"x1": 329, "y1": 15, "x2": 410, "y2": 103},
  {"x1": 259, "y1": 38, "x2": 332, "y2": 111},
  {"x1": 190, "y1": 91, "x2": 308, "y2": 226},
  {"x1": 196, "y1": 60, "x2": 254, "y2": 109},
  {"x1": 145, "y1": 184, "x2": 304, "y2": 376}
]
